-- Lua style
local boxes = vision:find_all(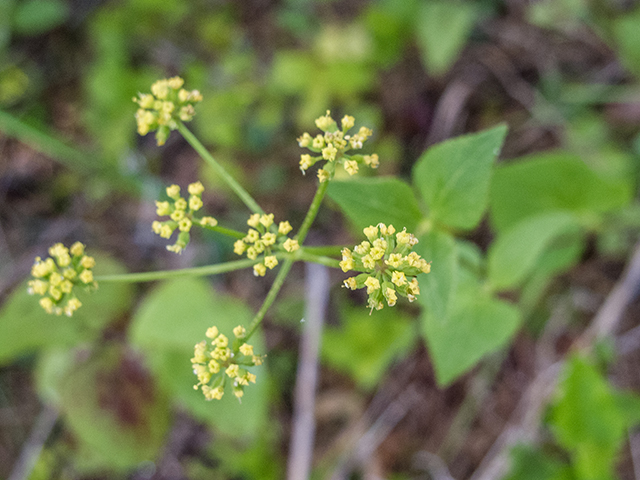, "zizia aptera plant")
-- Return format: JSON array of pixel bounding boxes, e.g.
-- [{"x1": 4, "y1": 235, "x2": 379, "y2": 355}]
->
[{"x1": 27, "y1": 77, "x2": 431, "y2": 401}]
